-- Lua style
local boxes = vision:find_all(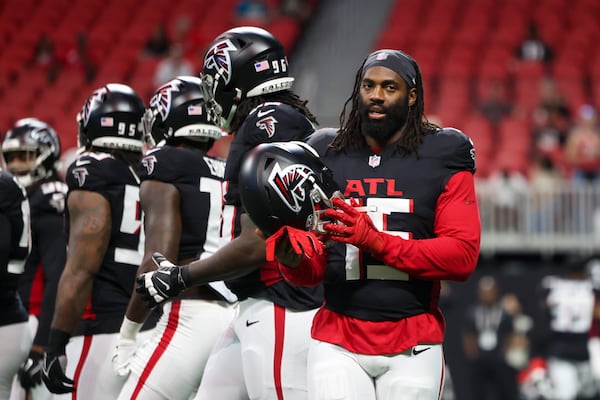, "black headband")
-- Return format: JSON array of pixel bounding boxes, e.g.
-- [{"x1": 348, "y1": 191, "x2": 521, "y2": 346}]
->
[{"x1": 362, "y1": 49, "x2": 417, "y2": 88}]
